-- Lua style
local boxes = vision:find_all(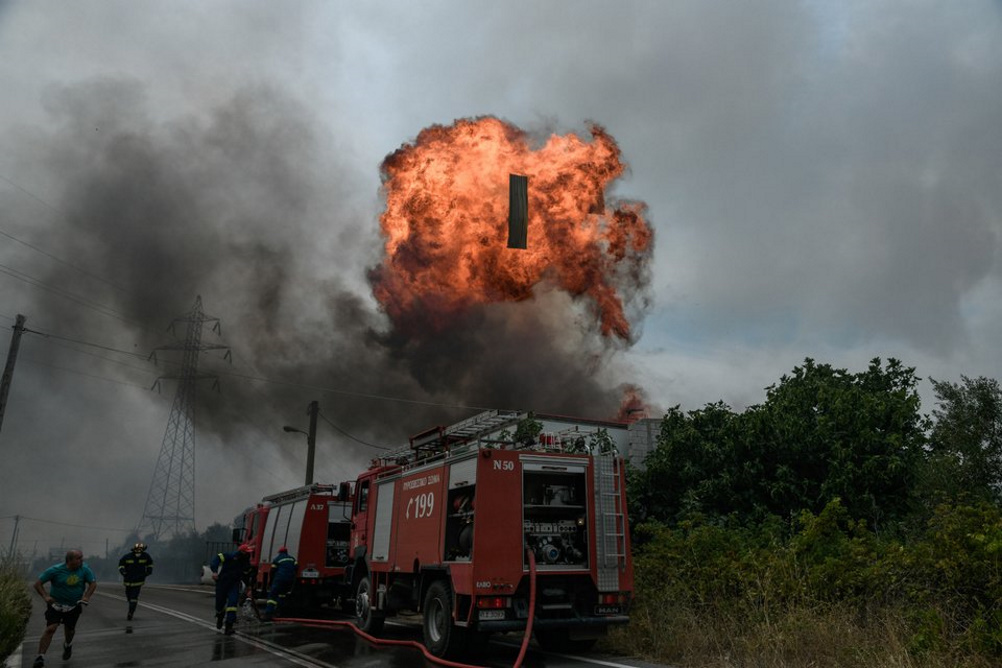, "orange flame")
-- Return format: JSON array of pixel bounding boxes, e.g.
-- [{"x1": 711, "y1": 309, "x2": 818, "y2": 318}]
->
[
  {"x1": 371, "y1": 117, "x2": 653, "y2": 340},
  {"x1": 616, "y1": 385, "x2": 650, "y2": 422}
]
